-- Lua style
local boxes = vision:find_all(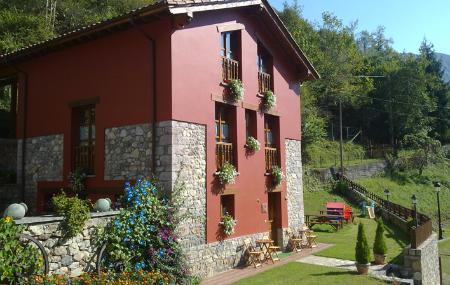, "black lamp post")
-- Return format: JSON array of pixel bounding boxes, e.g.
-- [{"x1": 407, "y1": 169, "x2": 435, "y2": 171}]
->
[
  {"x1": 411, "y1": 194, "x2": 418, "y2": 227},
  {"x1": 384, "y1": 189, "x2": 390, "y2": 202},
  {"x1": 434, "y1": 181, "x2": 443, "y2": 240}
]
